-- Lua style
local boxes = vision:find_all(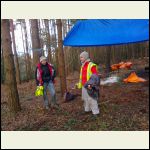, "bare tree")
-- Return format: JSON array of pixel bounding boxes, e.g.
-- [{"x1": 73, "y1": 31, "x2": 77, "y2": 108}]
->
[
  {"x1": 44, "y1": 19, "x2": 52, "y2": 62},
  {"x1": 20, "y1": 21, "x2": 28, "y2": 81},
  {"x1": 38, "y1": 19, "x2": 45, "y2": 56},
  {"x1": 21, "y1": 19, "x2": 32, "y2": 80},
  {"x1": 106, "y1": 46, "x2": 111, "y2": 73},
  {"x1": 30, "y1": 19, "x2": 41, "y2": 67},
  {"x1": 1, "y1": 19, "x2": 21, "y2": 115},
  {"x1": 10, "y1": 19, "x2": 21, "y2": 84},
  {"x1": 56, "y1": 19, "x2": 67, "y2": 96}
]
